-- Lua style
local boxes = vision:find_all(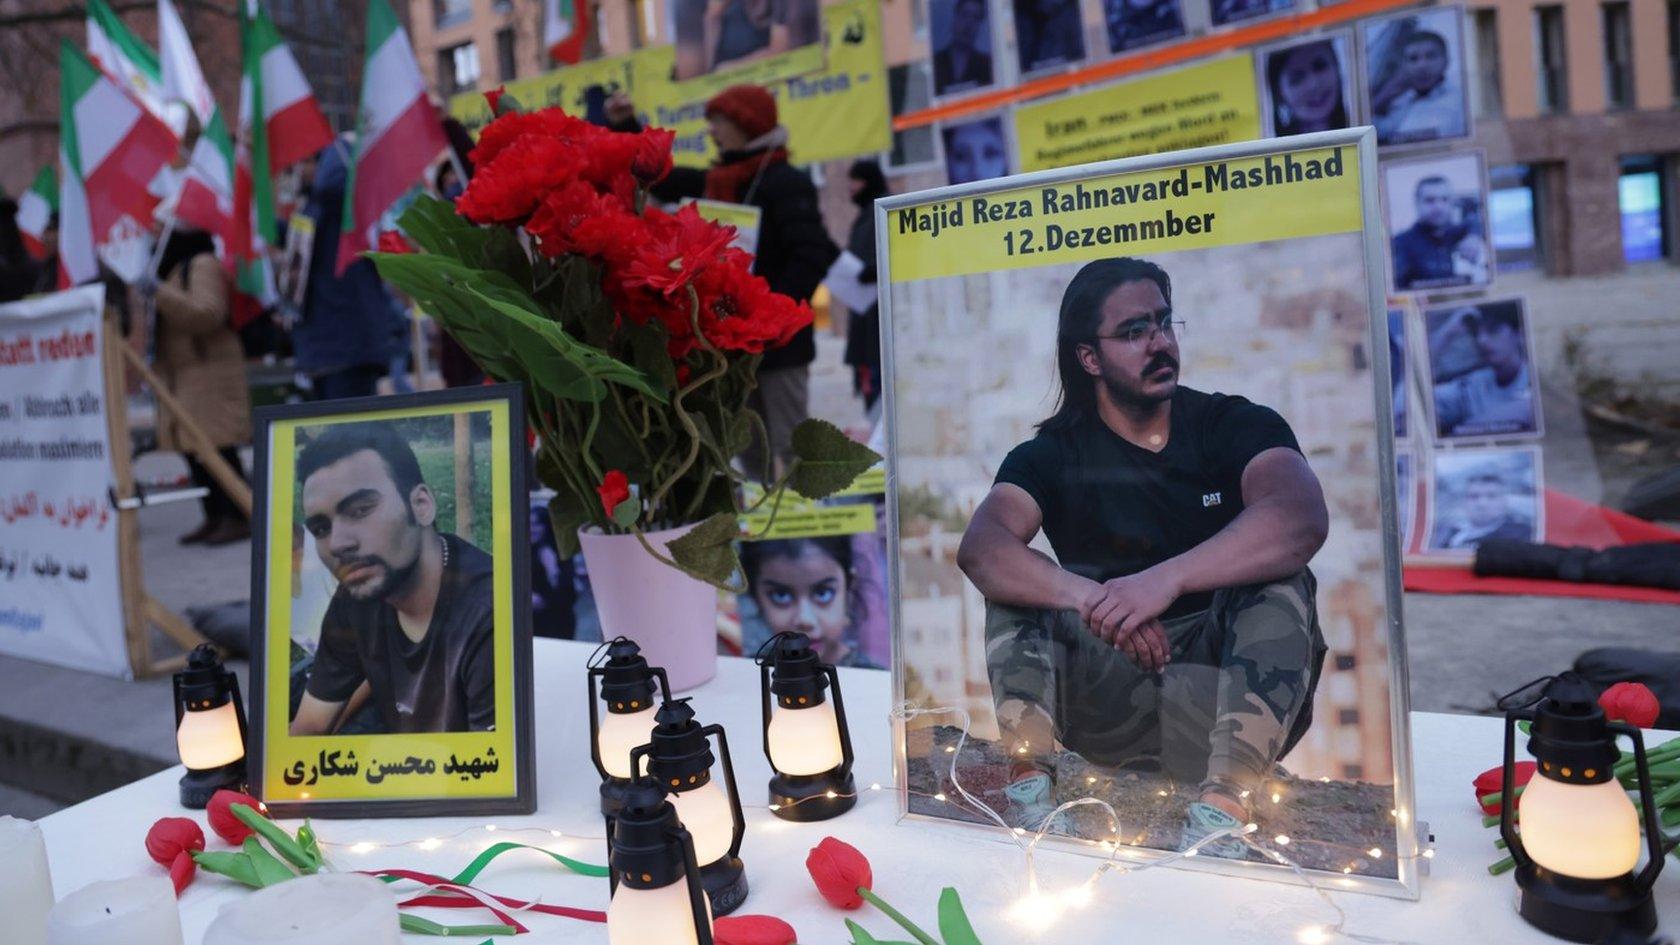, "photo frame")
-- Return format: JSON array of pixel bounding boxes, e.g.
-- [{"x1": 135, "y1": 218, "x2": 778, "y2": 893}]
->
[
  {"x1": 1009, "y1": 0, "x2": 1089, "y2": 77},
  {"x1": 1358, "y1": 4, "x2": 1472, "y2": 148},
  {"x1": 248, "y1": 384, "x2": 535, "y2": 818},
  {"x1": 1208, "y1": 0, "x2": 1296, "y2": 30},
  {"x1": 1381, "y1": 149, "x2": 1494, "y2": 297},
  {"x1": 1422, "y1": 444, "x2": 1544, "y2": 558},
  {"x1": 878, "y1": 129, "x2": 1421, "y2": 898},
  {"x1": 1103, "y1": 0, "x2": 1187, "y2": 54},
  {"x1": 1421, "y1": 297, "x2": 1543, "y2": 443},
  {"x1": 1256, "y1": 31, "x2": 1359, "y2": 139},
  {"x1": 929, "y1": 0, "x2": 1001, "y2": 98},
  {"x1": 942, "y1": 113, "x2": 1016, "y2": 186}
]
